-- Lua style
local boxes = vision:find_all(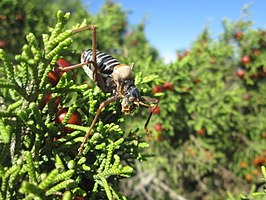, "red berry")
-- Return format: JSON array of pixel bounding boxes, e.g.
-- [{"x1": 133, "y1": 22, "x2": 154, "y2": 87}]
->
[
  {"x1": 54, "y1": 58, "x2": 71, "y2": 77},
  {"x1": 47, "y1": 71, "x2": 60, "y2": 87},
  {"x1": 240, "y1": 161, "x2": 248, "y2": 168},
  {"x1": 56, "y1": 58, "x2": 71, "y2": 70},
  {"x1": 196, "y1": 128, "x2": 205, "y2": 136},
  {"x1": 236, "y1": 68, "x2": 246, "y2": 79},
  {"x1": 177, "y1": 53, "x2": 183, "y2": 60},
  {"x1": 152, "y1": 85, "x2": 164, "y2": 93},
  {"x1": 184, "y1": 50, "x2": 190, "y2": 56},
  {"x1": 39, "y1": 93, "x2": 60, "y2": 110},
  {"x1": 242, "y1": 93, "x2": 250, "y2": 101},
  {"x1": 130, "y1": 40, "x2": 138, "y2": 46},
  {"x1": 253, "y1": 169, "x2": 260, "y2": 177},
  {"x1": 163, "y1": 81, "x2": 174, "y2": 90},
  {"x1": 234, "y1": 31, "x2": 243, "y2": 40},
  {"x1": 55, "y1": 108, "x2": 82, "y2": 132},
  {"x1": 241, "y1": 55, "x2": 251, "y2": 65},
  {"x1": 153, "y1": 123, "x2": 163, "y2": 132},
  {"x1": 250, "y1": 72, "x2": 259, "y2": 79},
  {"x1": 0, "y1": 15, "x2": 8, "y2": 21},
  {"x1": 54, "y1": 98, "x2": 61, "y2": 108},
  {"x1": 157, "y1": 135, "x2": 163, "y2": 141},
  {"x1": 245, "y1": 174, "x2": 253, "y2": 182},
  {"x1": 0, "y1": 40, "x2": 7, "y2": 48},
  {"x1": 193, "y1": 79, "x2": 201, "y2": 84},
  {"x1": 39, "y1": 93, "x2": 52, "y2": 110},
  {"x1": 15, "y1": 15, "x2": 24, "y2": 21},
  {"x1": 262, "y1": 67, "x2": 266, "y2": 77},
  {"x1": 252, "y1": 49, "x2": 261, "y2": 56},
  {"x1": 47, "y1": 58, "x2": 71, "y2": 87},
  {"x1": 74, "y1": 197, "x2": 85, "y2": 200},
  {"x1": 149, "y1": 106, "x2": 160, "y2": 114},
  {"x1": 253, "y1": 156, "x2": 266, "y2": 166}
]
